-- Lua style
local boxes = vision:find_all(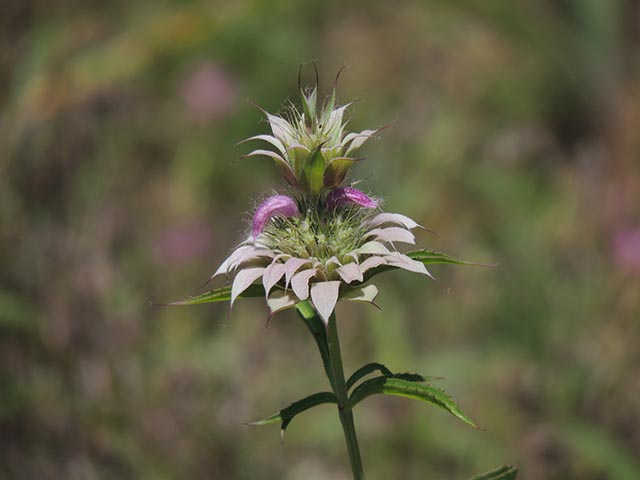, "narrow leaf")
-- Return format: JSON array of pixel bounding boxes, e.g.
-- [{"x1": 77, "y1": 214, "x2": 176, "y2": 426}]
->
[
  {"x1": 407, "y1": 250, "x2": 496, "y2": 267},
  {"x1": 349, "y1": 376, "x2": 477, "y2": 428},
  {"x1": 469, "y1": 465, "x2": 518, "y2": 480},
  {"x1": 362, "y1": 249, "x2": 494, "y2": 283},
  {"x1": 248, "y1": 391, "x2": 337, "y2": 440},
  {"x1": 163, "y1": 284, "x2": 264, "y2": 306},
  {"x1": 346, "y1": 364, "x2": 439, "y2": 391}
]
